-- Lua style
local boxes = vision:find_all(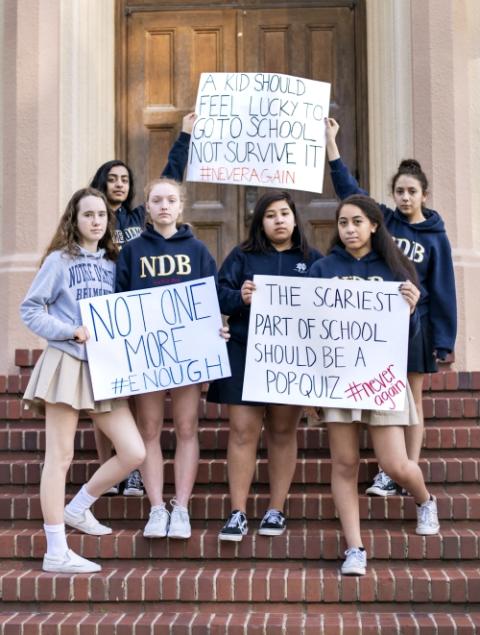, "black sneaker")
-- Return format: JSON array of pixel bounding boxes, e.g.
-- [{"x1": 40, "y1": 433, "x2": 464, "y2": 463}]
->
[
  {"x1": 258, "y1": 509, "x2": 286, "y2": 536},
  {"x1": 218, "y1": 510, "x2": 248, "y2": 542},
  {"x1": 365, "y1": 470, "x2": 399, "y2": 496},
  {"x1": 123, "y1": 469, "x2": 144, "y2": 496}
]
